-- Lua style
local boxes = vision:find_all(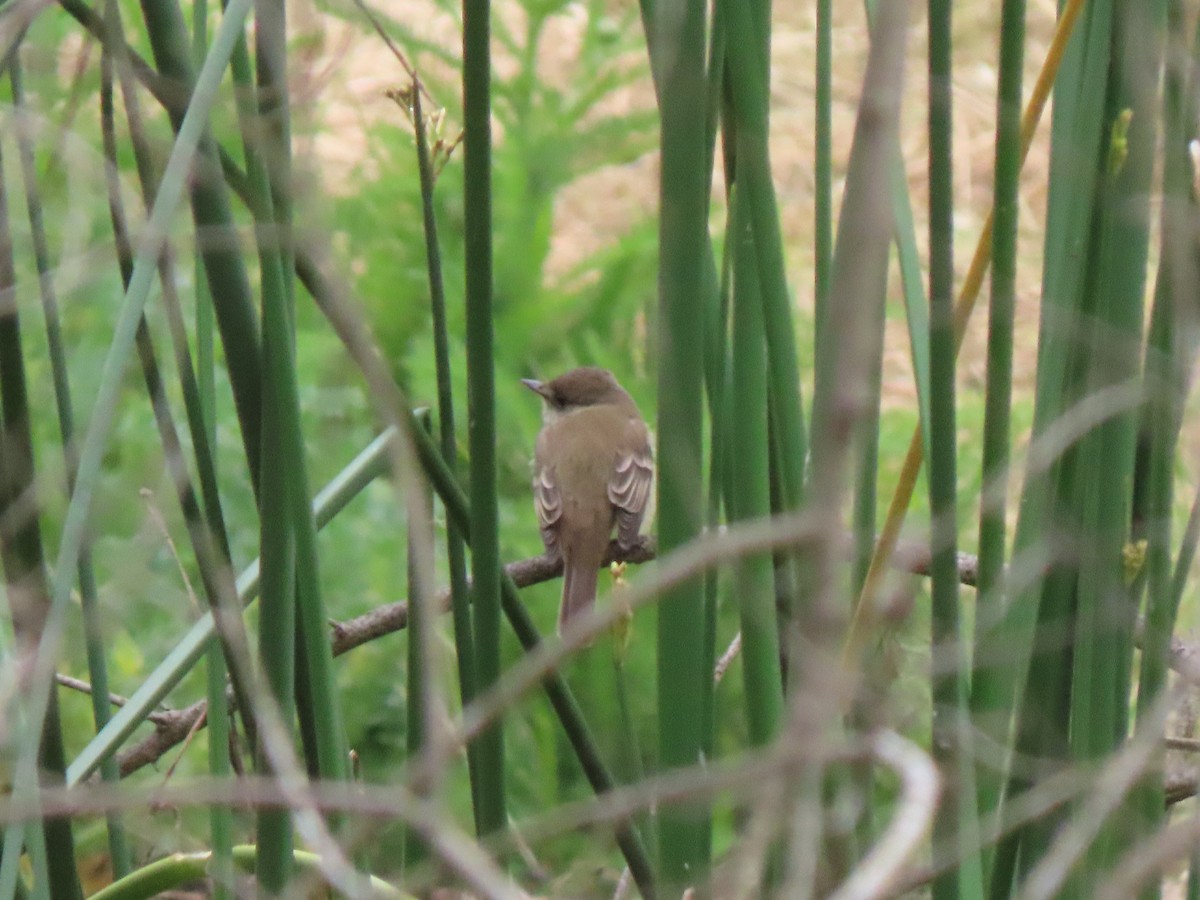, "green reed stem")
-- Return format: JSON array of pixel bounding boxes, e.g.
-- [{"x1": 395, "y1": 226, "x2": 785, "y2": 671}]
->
[
  {"x1": 411, "y1": 83, "x2": 481, "y2": 820},
  {"x1": 0, "y1": 138, "x2": 82, "y2": 900},
  {"x1": 927, "y1": 0, "x2": 981, "y2": 893},
  {"x1": 727, "y1": 186, "x2": 784, "y2": 745},
  {"x1": 12, "y1": 51, "x2": 133, "y2": 880},
  {"x1": 187, "y1": 2, "x2": 233, "y2": 892},
  {"x1": 462, "y1": 0, "x2": 505, "y2": 840},
  {"x1": 655, "y1": 0, "x2": 711, "y2": 884},
  {"x1": 0, "y1": 5, "x2": 254, "y2": 893}
]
